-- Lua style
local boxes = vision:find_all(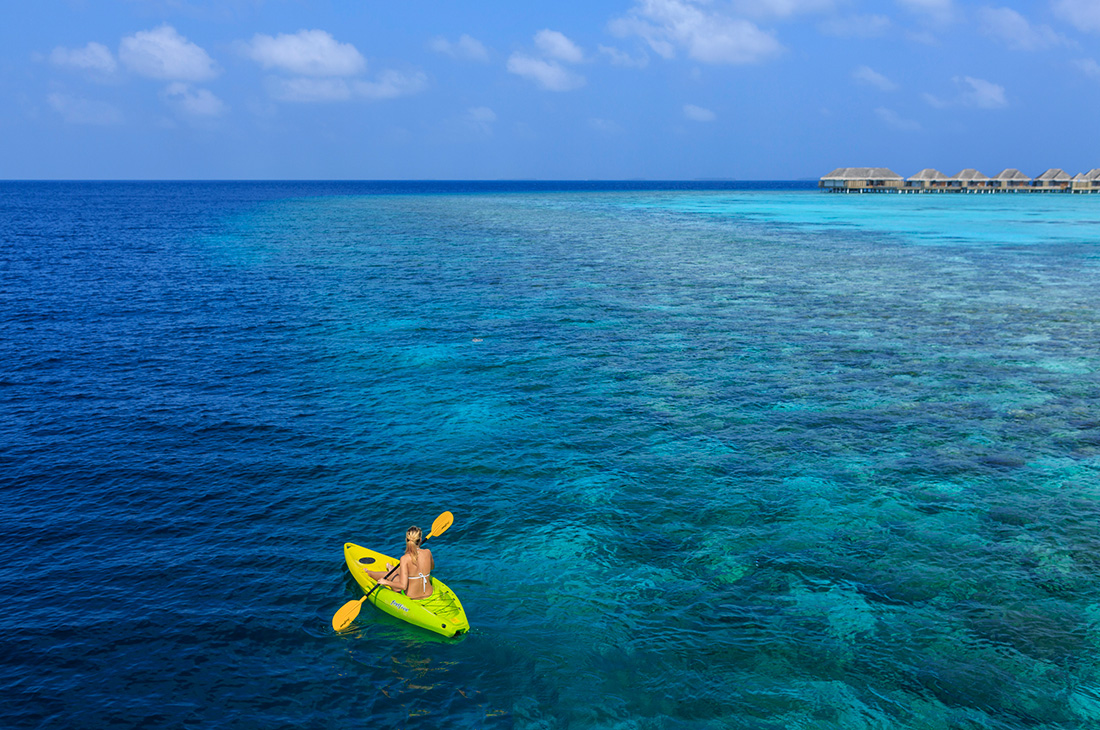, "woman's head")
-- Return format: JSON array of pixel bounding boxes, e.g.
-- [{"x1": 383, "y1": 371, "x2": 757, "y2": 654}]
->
[{"x1": 405, "y1": 526, "x2": 423, "y2": 552}]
